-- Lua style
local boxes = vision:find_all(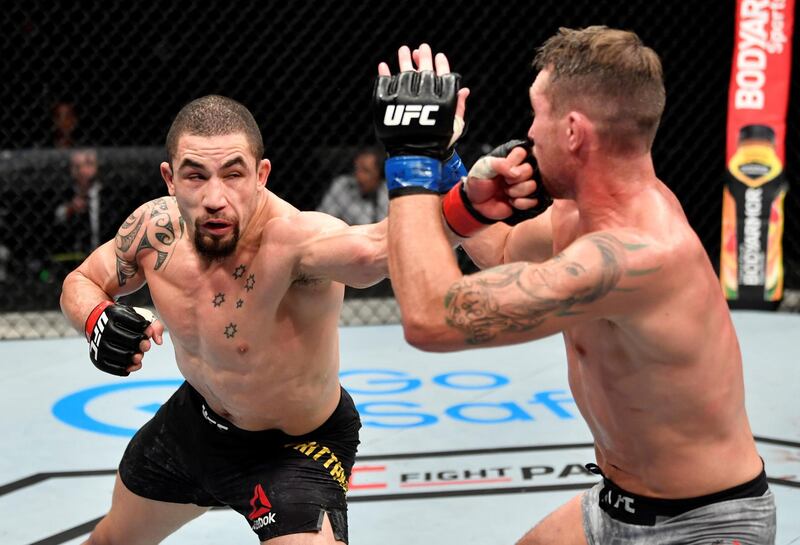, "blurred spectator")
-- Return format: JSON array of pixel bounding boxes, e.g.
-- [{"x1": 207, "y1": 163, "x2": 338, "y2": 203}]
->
[
  {"x1": 53, "y1": 149, "x2": 111, "y2": 256},
  {"x1": 317, "y1": 147, "x2": 387, "y2": 225},
  {"x1": 51, "y1": 101, "x2": 81, "y2": 148}
]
